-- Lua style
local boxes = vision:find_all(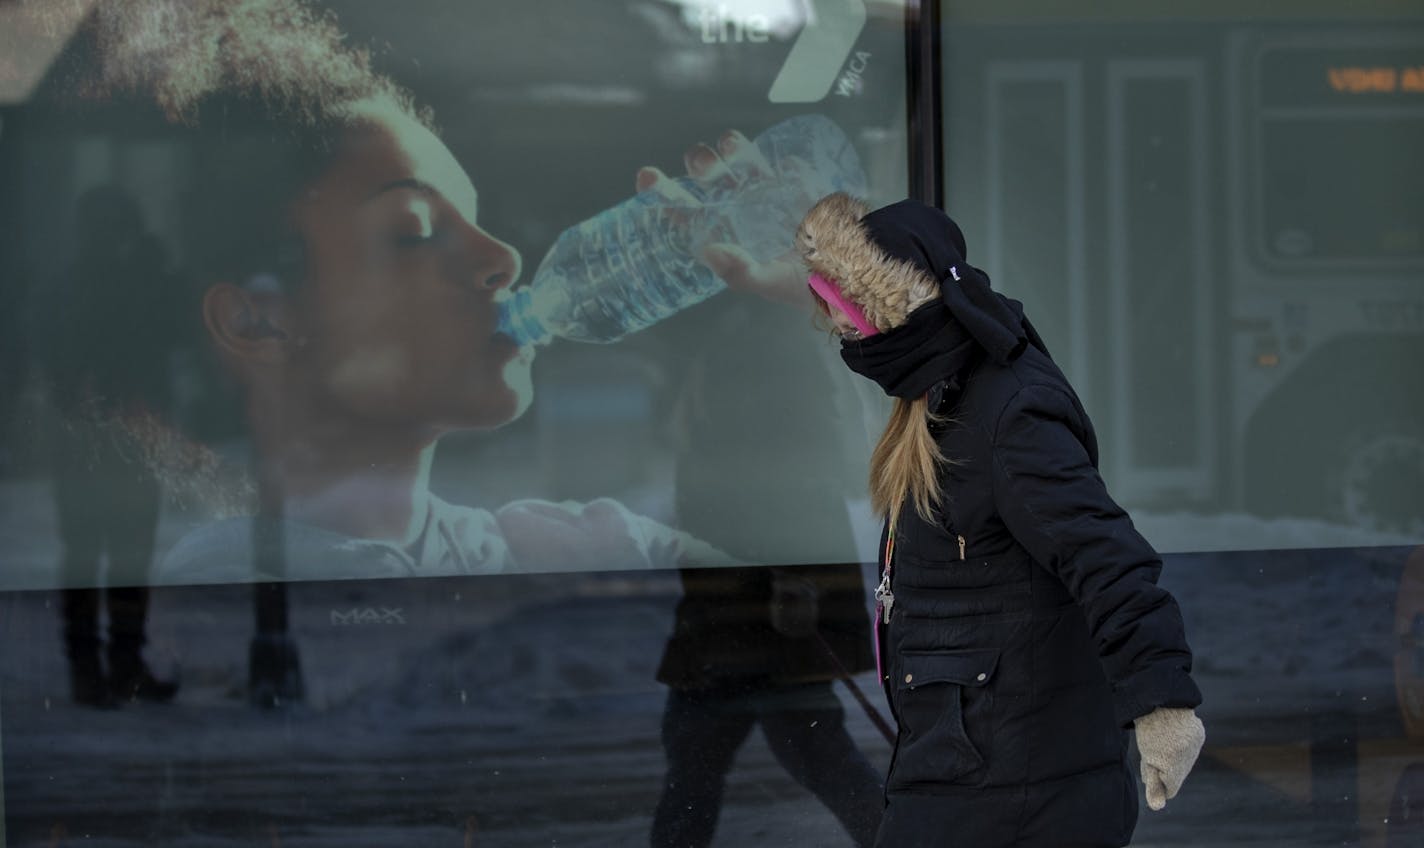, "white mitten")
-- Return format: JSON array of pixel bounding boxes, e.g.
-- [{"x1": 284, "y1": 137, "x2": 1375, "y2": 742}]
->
[{"x1": 1133, "y1": 707, "x2": 1205, "y2": 811}]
